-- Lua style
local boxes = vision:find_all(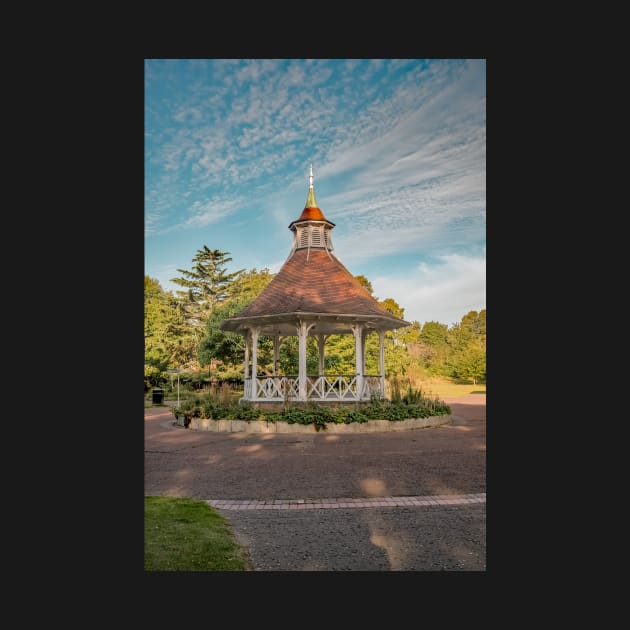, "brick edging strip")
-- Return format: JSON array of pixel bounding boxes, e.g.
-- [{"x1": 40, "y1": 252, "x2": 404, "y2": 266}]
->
[{"x1": 207, "y1": 493, "x2": 485, "y2": 510}]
